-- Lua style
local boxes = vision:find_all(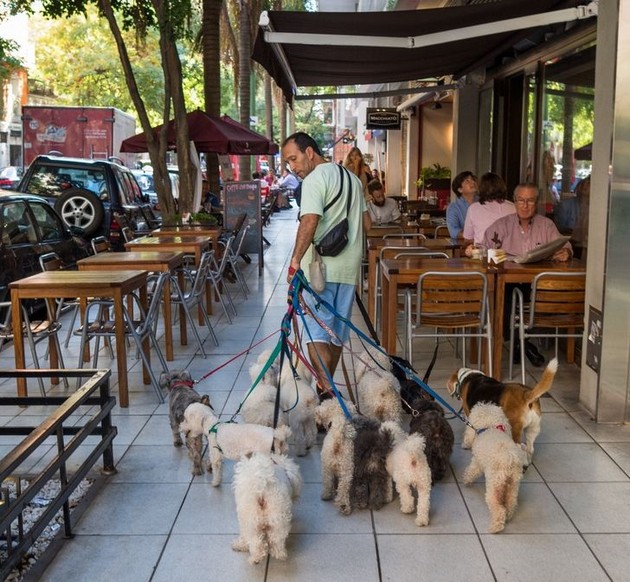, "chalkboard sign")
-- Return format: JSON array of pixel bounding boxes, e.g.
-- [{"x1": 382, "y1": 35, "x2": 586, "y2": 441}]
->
[{"x1": 223, "y1": 180, "x2": 263, "y2": 272}]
